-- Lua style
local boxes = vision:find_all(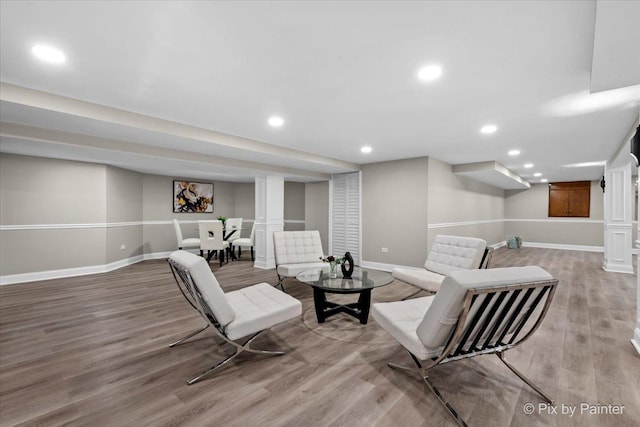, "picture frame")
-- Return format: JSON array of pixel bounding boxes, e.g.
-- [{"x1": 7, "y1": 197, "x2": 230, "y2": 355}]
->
[{"x1": 173, "y1": 180, "x2": 214, "y2": 213}]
